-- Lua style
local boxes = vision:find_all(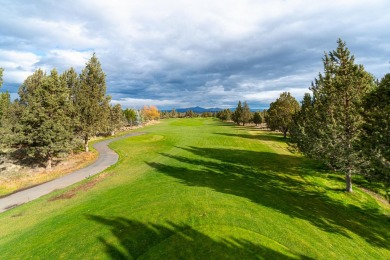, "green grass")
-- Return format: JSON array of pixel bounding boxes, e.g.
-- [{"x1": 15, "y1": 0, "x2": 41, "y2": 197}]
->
[{"x1": 0, "y1": 118, "x2": 389, "y2": 259}]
